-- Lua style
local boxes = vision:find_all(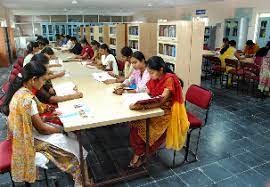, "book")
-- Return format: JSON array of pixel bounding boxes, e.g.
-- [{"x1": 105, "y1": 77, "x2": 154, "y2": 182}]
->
[{"x1": 123, "y1": 93, "x2": 163, "y2": 106}]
